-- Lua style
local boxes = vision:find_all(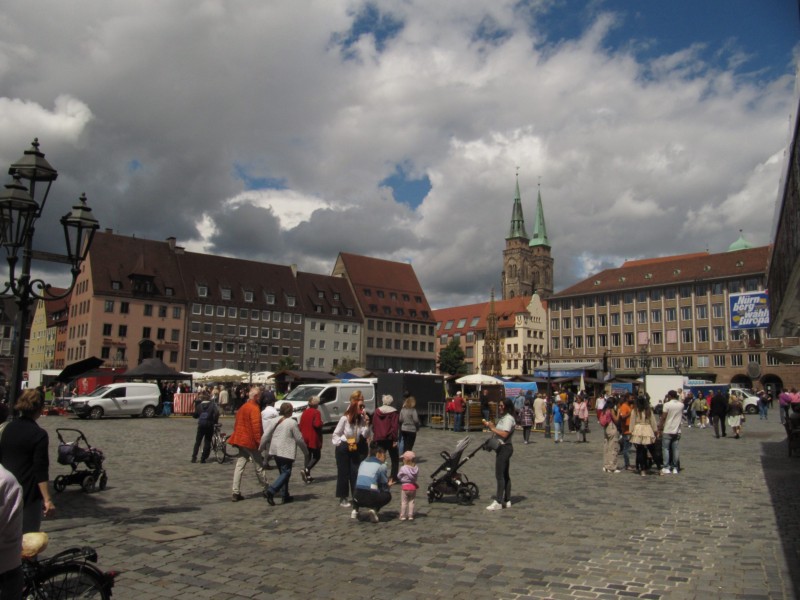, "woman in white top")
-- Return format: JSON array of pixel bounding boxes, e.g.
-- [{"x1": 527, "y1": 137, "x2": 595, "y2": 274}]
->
[
  {"x1": 483, "y1": 398, "x2": 516, "y2": 511},
  {"x1": 332, "y1": 391, "x2": 371, "y2": 508}
]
